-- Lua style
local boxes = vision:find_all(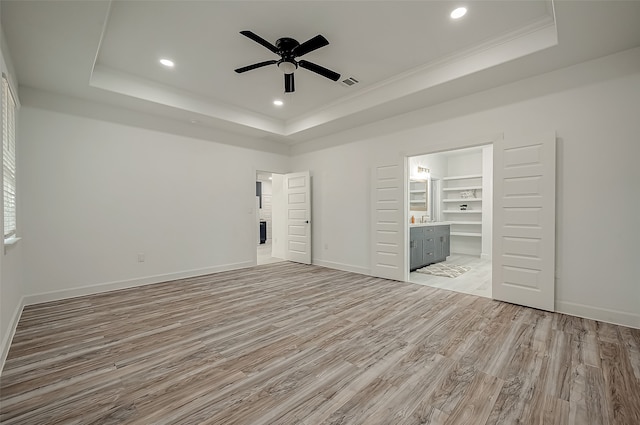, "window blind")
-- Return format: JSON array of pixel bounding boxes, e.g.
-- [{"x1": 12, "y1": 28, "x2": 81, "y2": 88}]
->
[{"x1": 2, "y1": 75, "x2": 17, "y2": 238}]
